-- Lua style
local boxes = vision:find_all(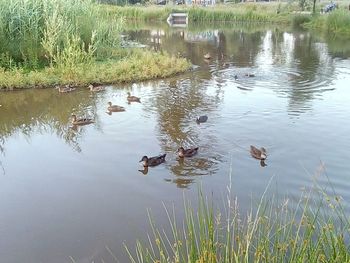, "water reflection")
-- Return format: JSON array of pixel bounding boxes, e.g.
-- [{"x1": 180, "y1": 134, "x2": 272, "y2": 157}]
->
[
  {"x1": 126, "y1": 24, "x2": 340, "y2": 118},
  {"x1": 1, "y1": 23, "x2": 350, "y2": 263},
  {"x1": 0, "y1": 89, "x2": 101, "y2": 154}
]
